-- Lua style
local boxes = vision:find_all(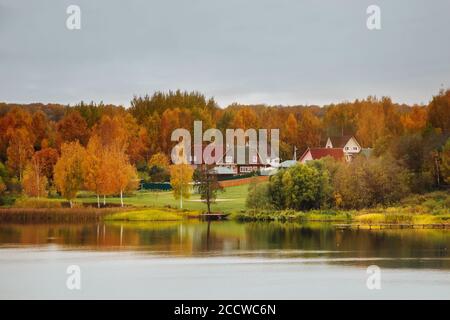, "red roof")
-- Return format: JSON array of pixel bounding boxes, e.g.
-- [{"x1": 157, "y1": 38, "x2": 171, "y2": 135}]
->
[{"x1": 300, "y1": 148, "x2": 344, "y2": 162}]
